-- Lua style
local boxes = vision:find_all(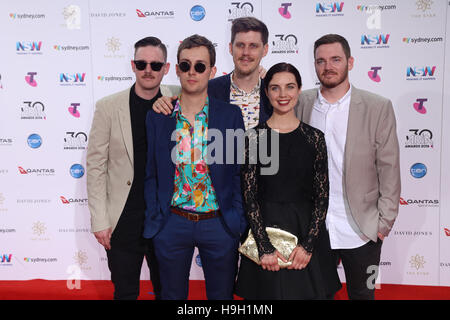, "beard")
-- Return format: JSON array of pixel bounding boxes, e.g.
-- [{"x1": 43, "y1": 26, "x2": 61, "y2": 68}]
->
[{"x1": 318, "y1": 68, "x2": 348, "y2": 89}]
